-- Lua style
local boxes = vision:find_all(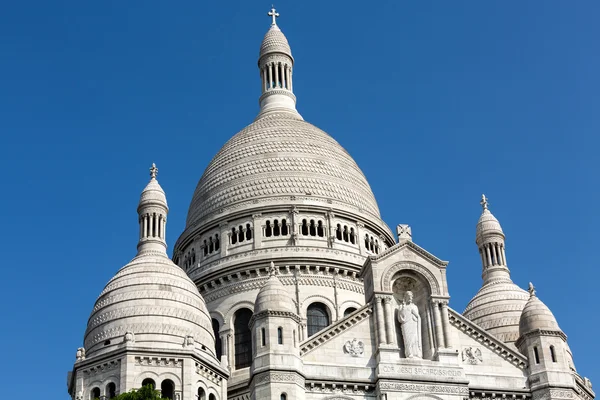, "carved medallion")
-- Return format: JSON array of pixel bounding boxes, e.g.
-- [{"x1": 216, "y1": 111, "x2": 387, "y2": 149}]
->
[
  {"x1": 462, "y1": 346, "x2": 483, "y2": 364},
  {"x1": 344, "y1": 338, "x2": 364, "y2": 357}
]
